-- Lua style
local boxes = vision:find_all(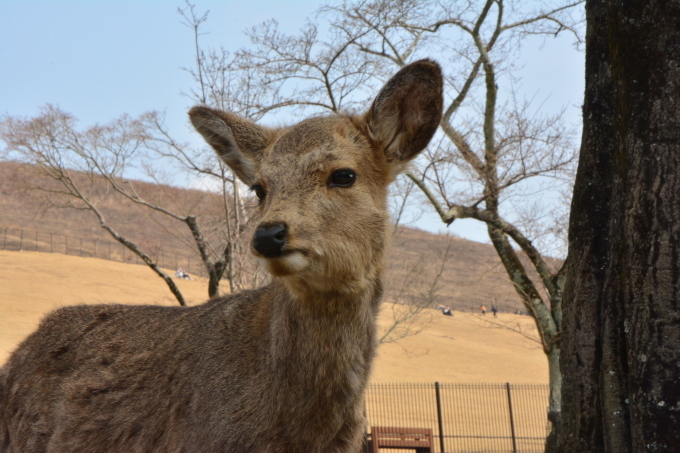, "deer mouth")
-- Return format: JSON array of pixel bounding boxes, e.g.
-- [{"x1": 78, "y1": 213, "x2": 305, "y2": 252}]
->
[{"x1": 262, "y1": 250, "x2": 310, "y2": 276}]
